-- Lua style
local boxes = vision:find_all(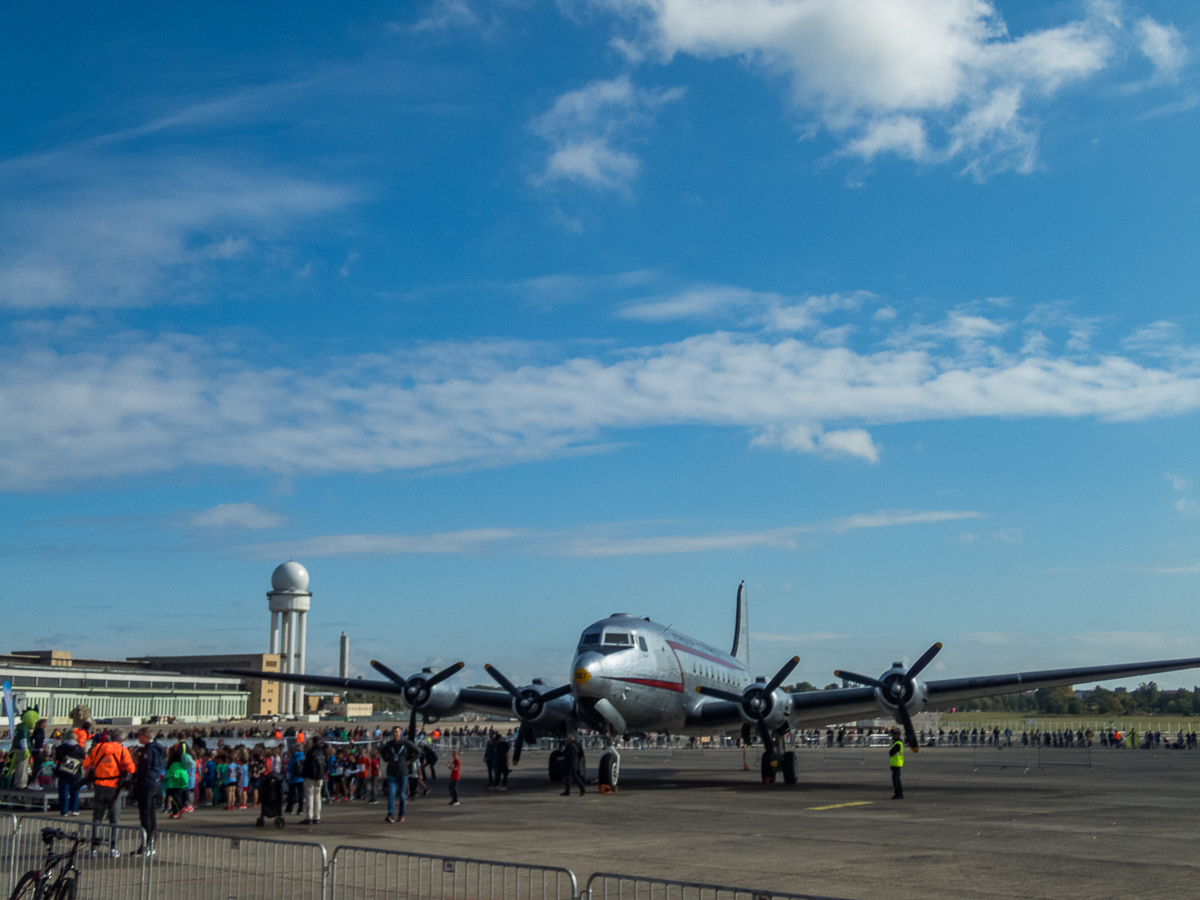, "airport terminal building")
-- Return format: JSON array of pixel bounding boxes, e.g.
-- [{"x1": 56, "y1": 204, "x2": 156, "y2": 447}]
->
[{"x1": 0, "y1": 651, "x2": 250, "y2": 724}]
